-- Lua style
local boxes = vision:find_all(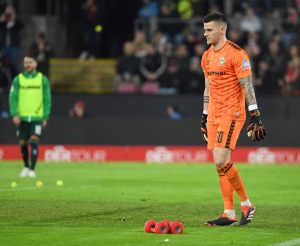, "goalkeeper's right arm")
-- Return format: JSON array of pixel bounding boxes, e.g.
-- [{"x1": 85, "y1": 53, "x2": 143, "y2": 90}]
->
[
  {"x1": 201, "y1": 78, "x2": 209, "y2": 143},
  {"x1": 201, "y1": 112, "x2": 208, "y2": 143}
]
